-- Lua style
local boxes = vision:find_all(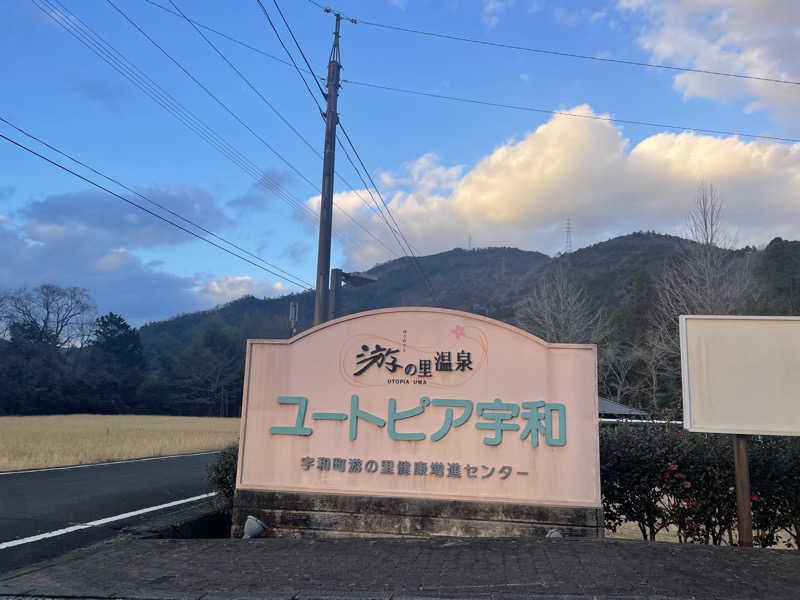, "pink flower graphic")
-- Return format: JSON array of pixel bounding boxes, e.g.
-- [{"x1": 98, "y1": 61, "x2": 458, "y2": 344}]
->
[{"x1": 451, "y1": 325, "x2": 466, "y2": 339}]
